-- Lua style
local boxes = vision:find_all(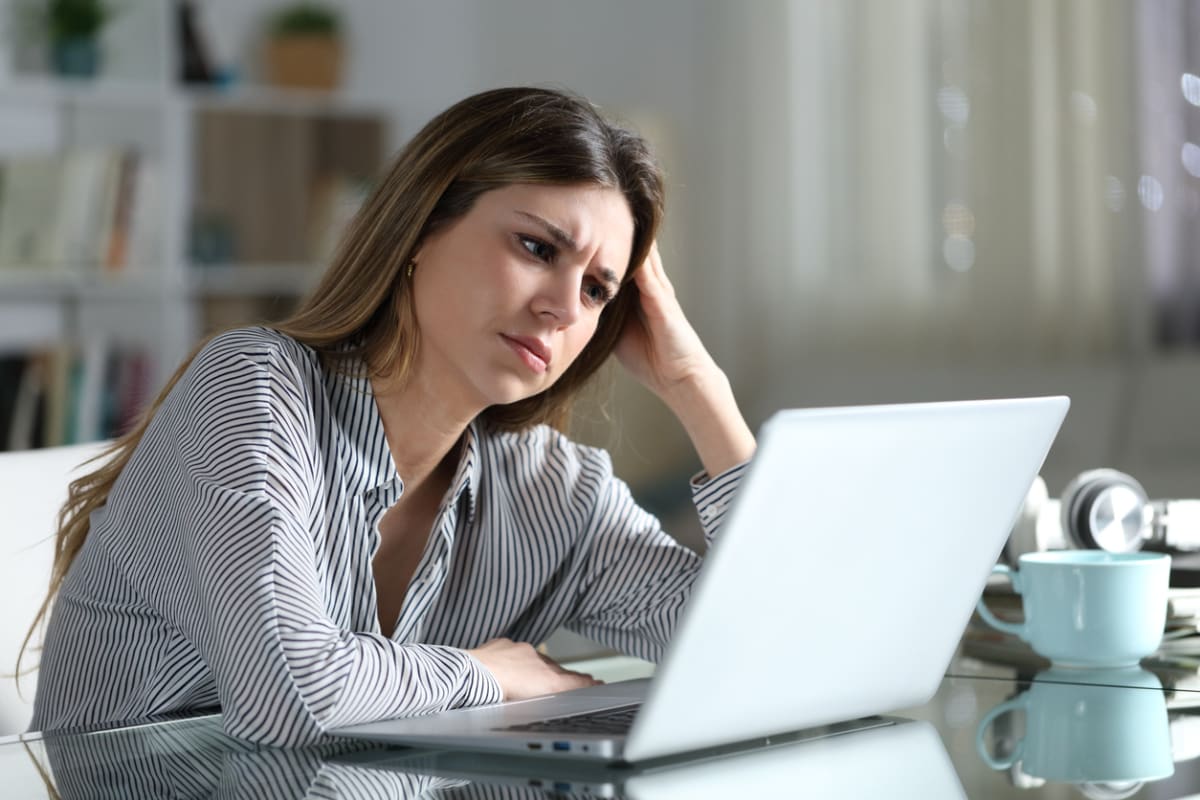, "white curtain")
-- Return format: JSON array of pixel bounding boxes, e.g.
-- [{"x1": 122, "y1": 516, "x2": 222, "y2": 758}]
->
[
  {"x1": 724, "y1": 0, "x2": 1145, "y2": 374},
  {"x1": 1136, "y1": 1, "x2": 1200, "y2": 347}
]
